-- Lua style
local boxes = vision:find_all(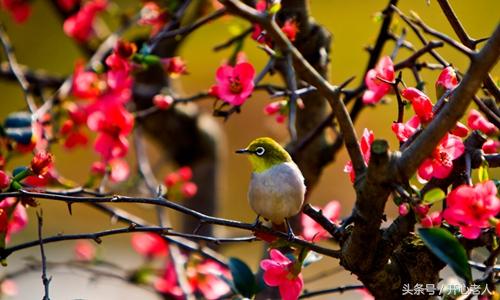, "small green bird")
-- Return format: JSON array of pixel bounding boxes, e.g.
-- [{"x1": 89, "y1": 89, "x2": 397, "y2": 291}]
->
[{"x1": 236, "y1": 137, "x2": 306, "y2": 237}]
